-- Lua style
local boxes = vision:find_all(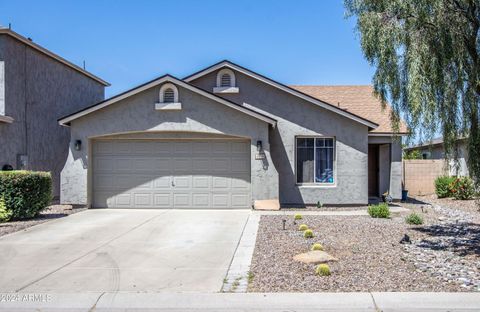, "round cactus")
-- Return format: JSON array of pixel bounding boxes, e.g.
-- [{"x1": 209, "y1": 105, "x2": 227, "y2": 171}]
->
[
  {"x1": 304, "y1": 229, "x2": 314, "y2": 238},
  {"x1": 294, "y1": 214, "x2": 303, "y2": 220},
  {"x1": 311, "y1": 243, "x2": 324, "y2": 251},
  {"x1": 316, "y1": 264, "x2": 331, "y2": 276},
  {"x1": 298, "y1": 224, "x2": 308, "y2": 231}
]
